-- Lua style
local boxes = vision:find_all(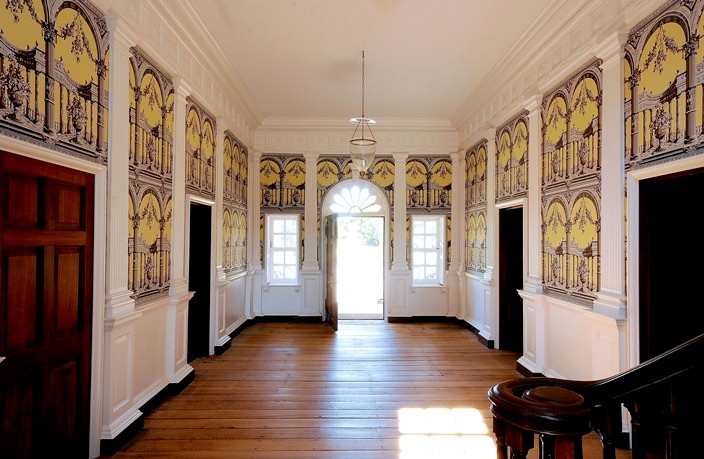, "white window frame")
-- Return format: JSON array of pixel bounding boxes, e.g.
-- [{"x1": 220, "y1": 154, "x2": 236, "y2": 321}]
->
[
  {"x1": 266, "y1": 214, "x2": 299, "y2": 285},
  {"x1": 411, "y1": 215, "x2": 445, "y2": 286}
]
